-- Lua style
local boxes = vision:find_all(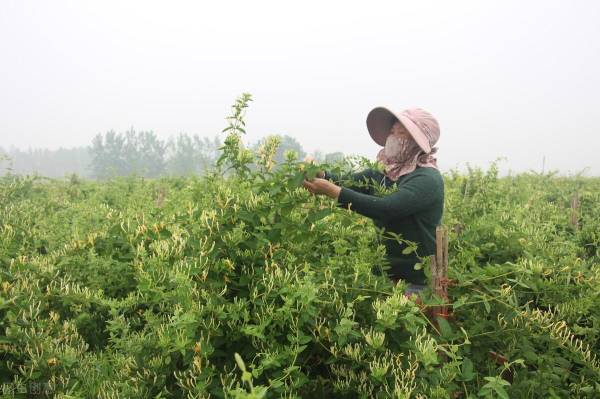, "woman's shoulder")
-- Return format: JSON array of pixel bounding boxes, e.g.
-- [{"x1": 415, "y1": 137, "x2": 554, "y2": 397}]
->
[
  {"x1": 411, "y1": 166, "x2": 442, "y2": 178},
  {"x1": 406, "y1": 166, "x2": 444, "y2": 187}
]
